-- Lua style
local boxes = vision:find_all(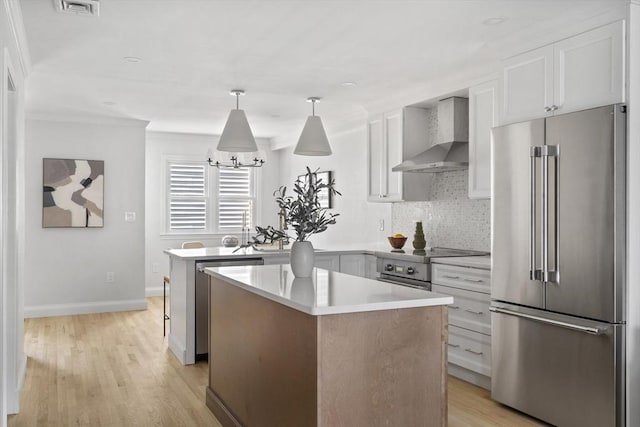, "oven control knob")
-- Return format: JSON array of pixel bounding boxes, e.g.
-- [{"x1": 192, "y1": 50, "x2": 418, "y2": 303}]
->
[
  {"x1": 406, "y1": 267, "x2": 416, "y2": 275},
  {"x1": 385, "y1": 264, "x2": 394, "y2": 272}
]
